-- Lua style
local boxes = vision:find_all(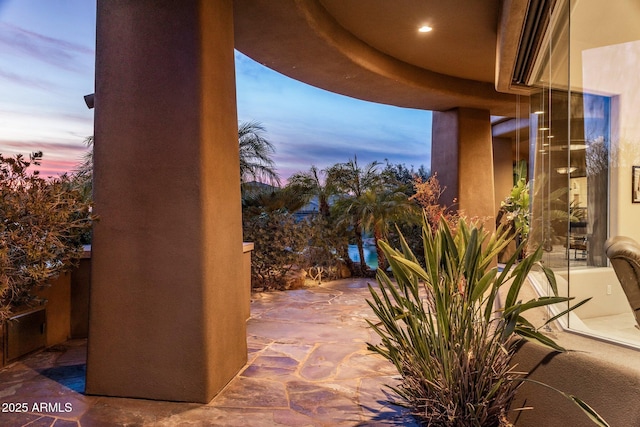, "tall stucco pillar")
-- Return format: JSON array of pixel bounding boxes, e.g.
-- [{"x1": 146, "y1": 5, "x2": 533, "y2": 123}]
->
[
  {"x1": 86, "y1": 0, "x2": 246, "y2": 403},
  {"x1": 431, "y1": 108, "x2": 496, "y2": 227},
  {"x1": 493, "y1": 137, "x2": 514, "y2": 213}
]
